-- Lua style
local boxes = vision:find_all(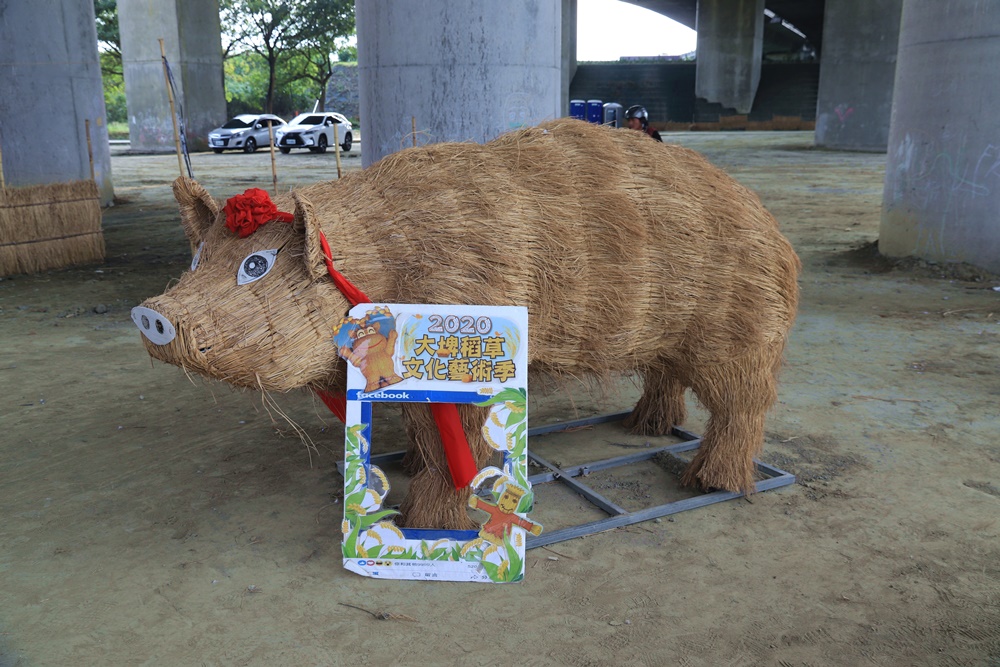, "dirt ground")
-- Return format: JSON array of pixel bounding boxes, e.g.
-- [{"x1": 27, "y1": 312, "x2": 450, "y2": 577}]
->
[{"x1": 2, "y1": 132, "x2": 999, "y2": 667}]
